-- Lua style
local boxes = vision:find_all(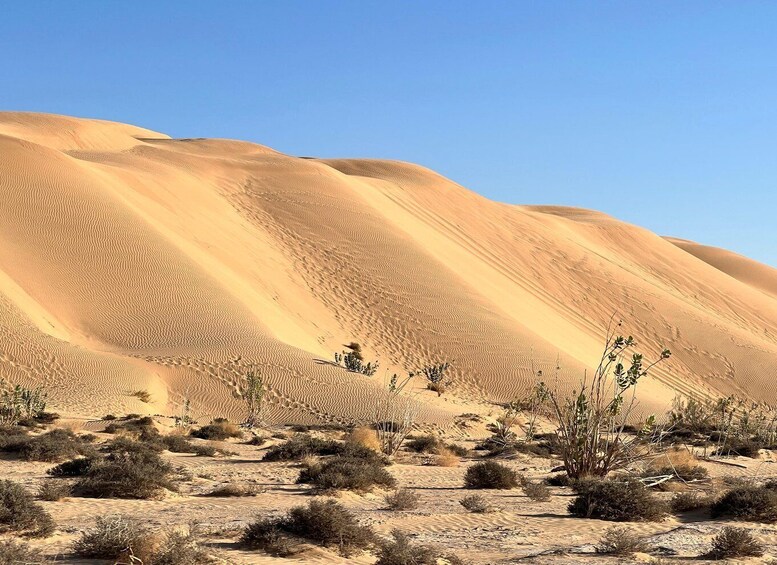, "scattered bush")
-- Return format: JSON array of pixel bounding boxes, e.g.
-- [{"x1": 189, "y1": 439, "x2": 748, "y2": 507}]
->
[
  {"x1": 0, "y1": 428, "x2": 95, "y2": 462},
  {"x1": 203, "y1": 483, "x2": 261, "y2": 497},
  {"x1": 241, "y1": 499, "x2": 375, "y2": 557},
  {"x1": 708, "y1": 526, "x2": 764, "y2": 559},
  {"x1": 47, "y1": 456, "x2": 96, "y2": 477},
  {"x1": 595, "y1": 526, "x2": 648, "y2": 556},
  {"x1": 522, "y1": 481, "x2": 551, "y2": 502},
  {"x1": 463, "y1": 461, "x2": 519, "y2": 489},
  {"x1": 72, "y1": 515, "x2": 156, "y2": 562},
  {"x1": 459, "y1": 494, "x2": 494, "y2": 513},
  {"x1": 334, "y1": 342, "x2": 379, "y2": 376},
  {"x1": 406, "y1": 434, "x2": 441, "y2": 454},
  {"x1": 544, "y1": 473, "x2": 572, "y2": 487},
  {"x1": 74, "y1": 439, "x2": 176, "y2": 499},
  {"x1": 376, "y1": 530, "x2": 440, "y2": 565},
  {"x1": 435, "y1": 447, "x2": 460, "y2": 467},
  {"x1": 298, "y1": 456, "x2": 396, "y2": 492},
  {"x1": 347, "y1": 426, "x2": 381, "y2": 452},
  {"x1": 0, "y1": 539, "x2": 50, "y2": 564},
  {"x1": 240, "y1": 369, "x2": 265, "y2": 428},
  {"x1": 0, "y1": 480, "x2": 54, "y2": 537},
  {"x1": 38, "y1": 480, "x2": 70, "y2": 501},
  {"x1": 131, "y1": 389, "x2": 152, "y2": 403},
  {"x1": 190, "y1": 418, "x2": 242, "y2": 441},
  {"x1": 568, "y1": 478, "x2": 667, "y2": 522},
  {"x1": 710, "y1": 485, "x2": 777, "y2": 522},
  {"x1": 154, "y1": 528, "x2": 213, "y2": 565},
  {"x1": 384, "y1": 488, "x2": 419, "y2": 510},
  {"x1": 670, "y1": 491, "x2": 712, "y2": 513},
  {"x1": 262, "y1": 434, "x2": 341, "y2": 461},
  {"x1": 0, "y1": 383, "x2": 47, "y2": 425},
  {"x1": 412, "y1": 362, "x2": 452, "y2": 396}
]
